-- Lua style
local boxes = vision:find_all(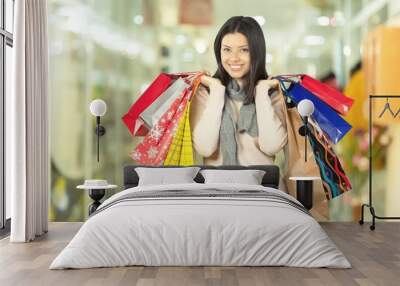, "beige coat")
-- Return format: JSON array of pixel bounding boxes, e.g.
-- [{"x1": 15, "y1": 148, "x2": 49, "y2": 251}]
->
[{"x1": 190, "y1": 84, "x2": 329, "y2": 220}]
